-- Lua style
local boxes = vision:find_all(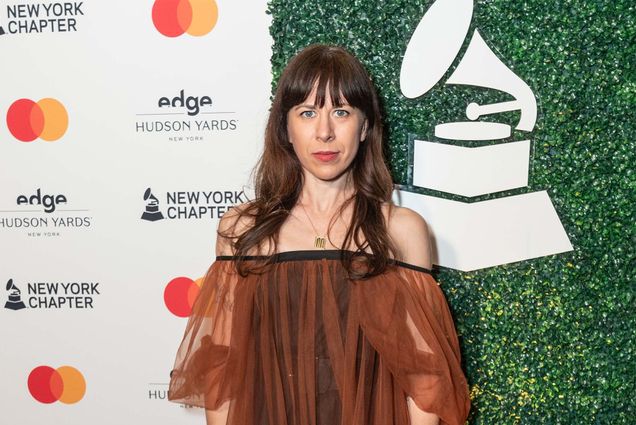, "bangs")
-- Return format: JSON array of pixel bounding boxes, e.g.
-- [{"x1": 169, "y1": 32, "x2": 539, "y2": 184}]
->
[{"x1": 280, "y1": 48, "x2": 370, "y2": 112}]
